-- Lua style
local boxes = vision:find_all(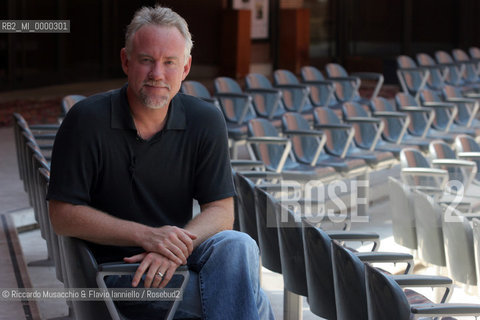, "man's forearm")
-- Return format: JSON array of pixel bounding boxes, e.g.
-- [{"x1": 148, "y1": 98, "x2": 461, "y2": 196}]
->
[
  {"x1": 49, "y1": 200, "x2": 149, "y2": 247},
  {"x1": 184, "y1": 197, "x2": 234, "y2": 249},
  {"x1": 49, "y1": 200, "x2": 196, "y2": 264}
]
